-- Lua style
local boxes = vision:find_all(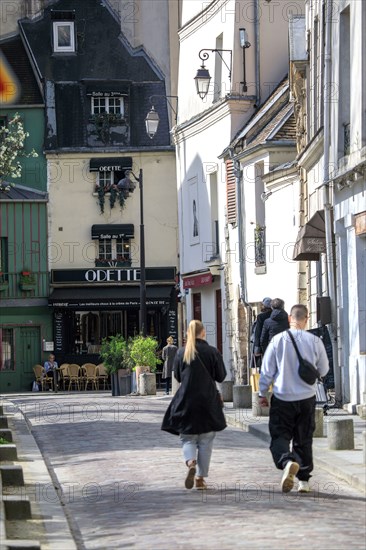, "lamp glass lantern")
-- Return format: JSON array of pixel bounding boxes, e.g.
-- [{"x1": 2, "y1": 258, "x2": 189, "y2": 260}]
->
[
  {"x1": 239, "y1": 28, "x2": 249, "y2": 48},
  {"x1": 194, "y1": 66, "x2": 211, "y2": 99},
  {"x1": 145, "y1": 106, "x2": 160, "y2": 139}
]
